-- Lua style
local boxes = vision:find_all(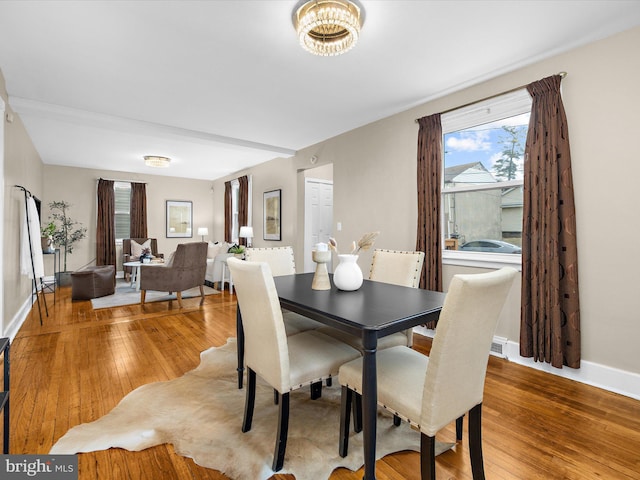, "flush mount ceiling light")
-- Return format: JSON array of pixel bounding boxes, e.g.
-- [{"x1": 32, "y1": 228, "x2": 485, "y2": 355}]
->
[
  {"x1": 144, "y1": 155, "x2": 171, "y2": 168},
  {"x1": 293, "y1": 0, "x2": 365, "y2": 57}
]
